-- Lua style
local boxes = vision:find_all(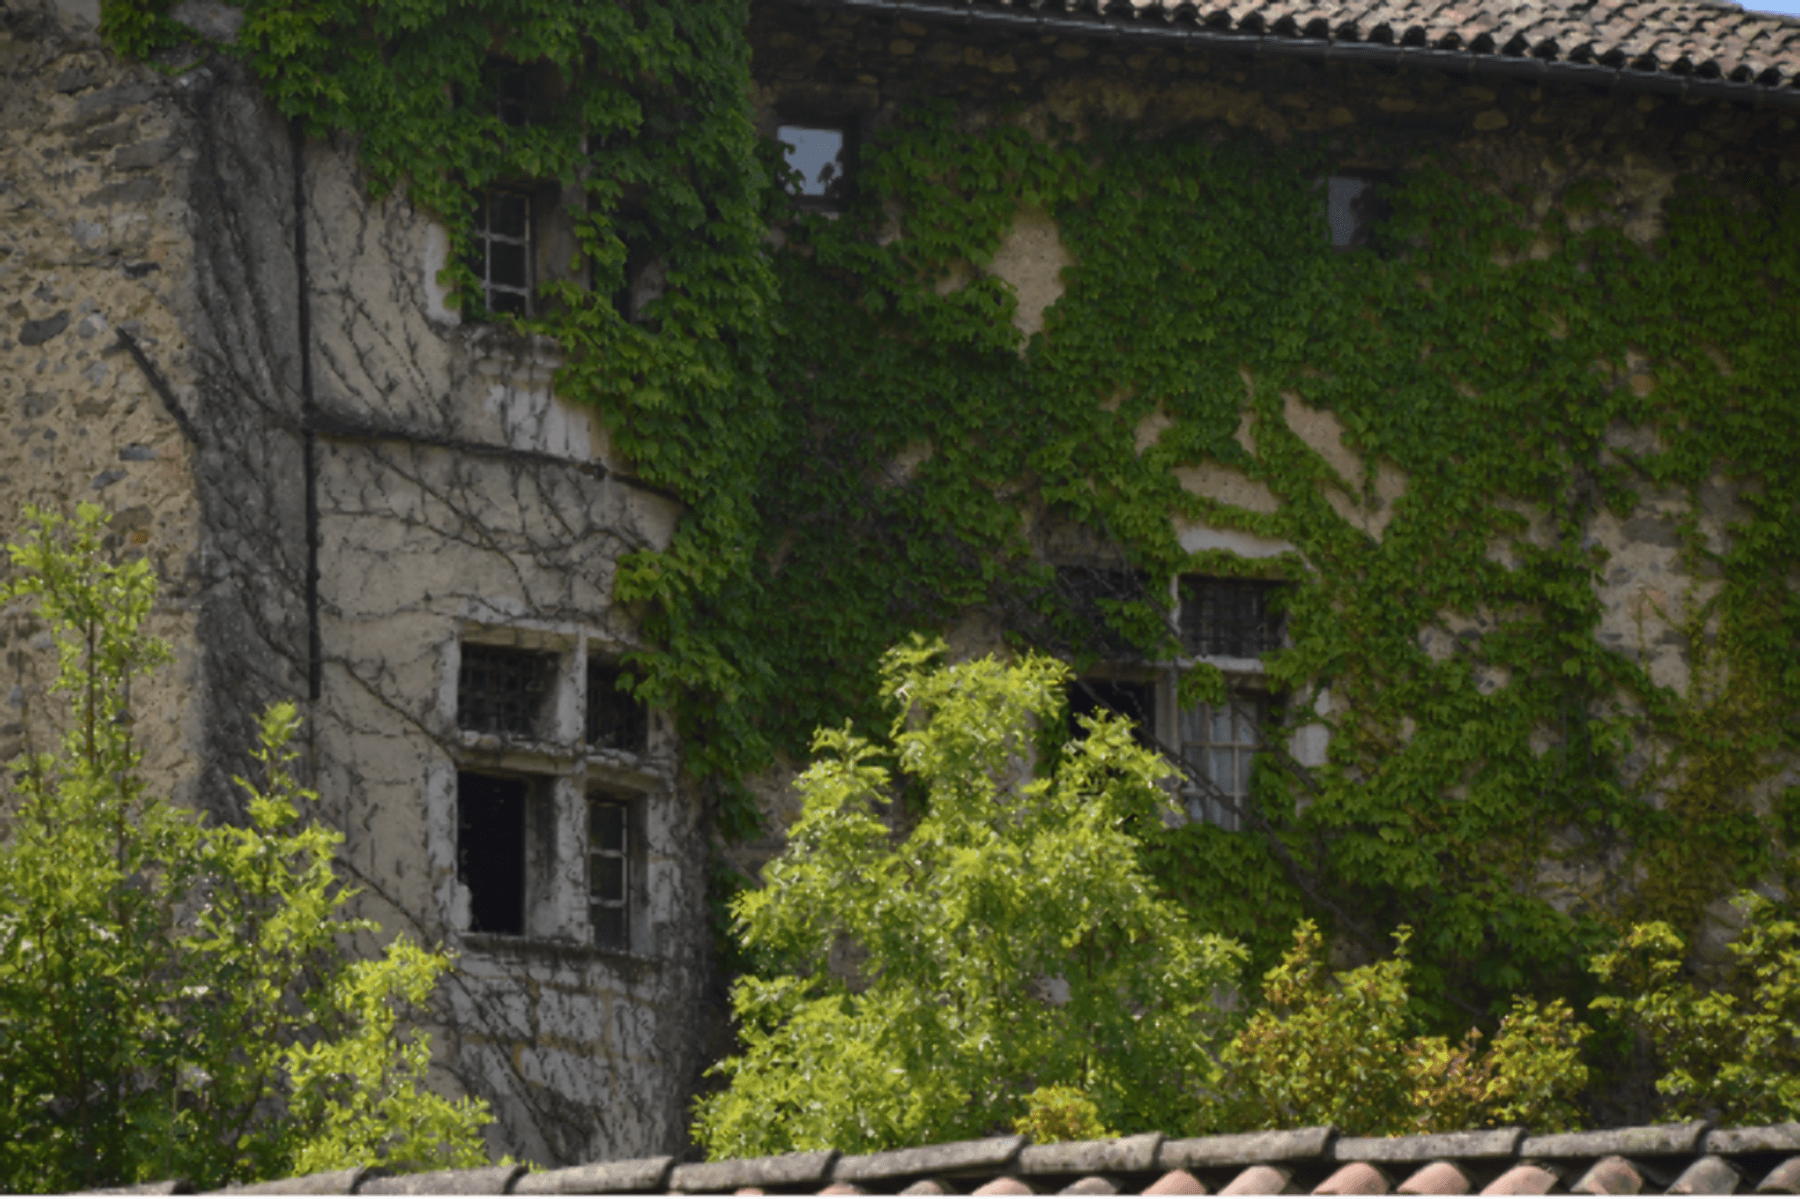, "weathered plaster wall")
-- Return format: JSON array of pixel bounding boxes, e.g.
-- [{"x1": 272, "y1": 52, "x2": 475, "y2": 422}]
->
[{"x1": 4, "y1": 1, "x2": 711, "y2": 1168}]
